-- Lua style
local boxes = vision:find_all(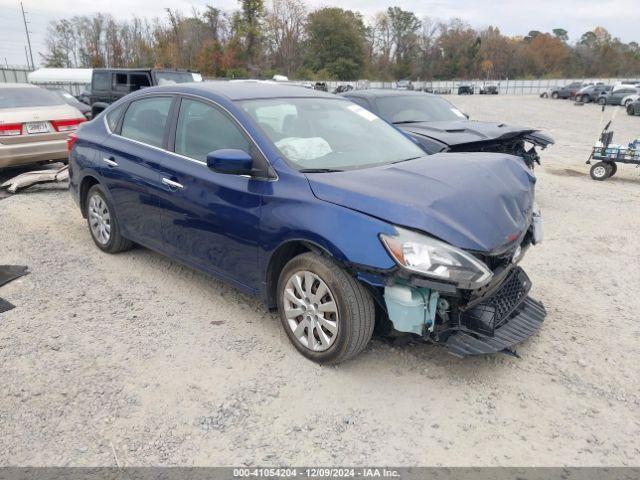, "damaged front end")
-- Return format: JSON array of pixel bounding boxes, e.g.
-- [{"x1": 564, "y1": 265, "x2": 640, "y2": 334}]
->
[
  {"x1": 450, "y1": 131, "x2": 554, "y2": 169},
  {"x1": 404, "y1": 122, "x2": 555, "y2": 169},
  {"x1": 448, "y1": 132, "x2": 554, "y2": 169},
  {"x1": 377, "y1": 211, "x2": 546, "y2": 357}
]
